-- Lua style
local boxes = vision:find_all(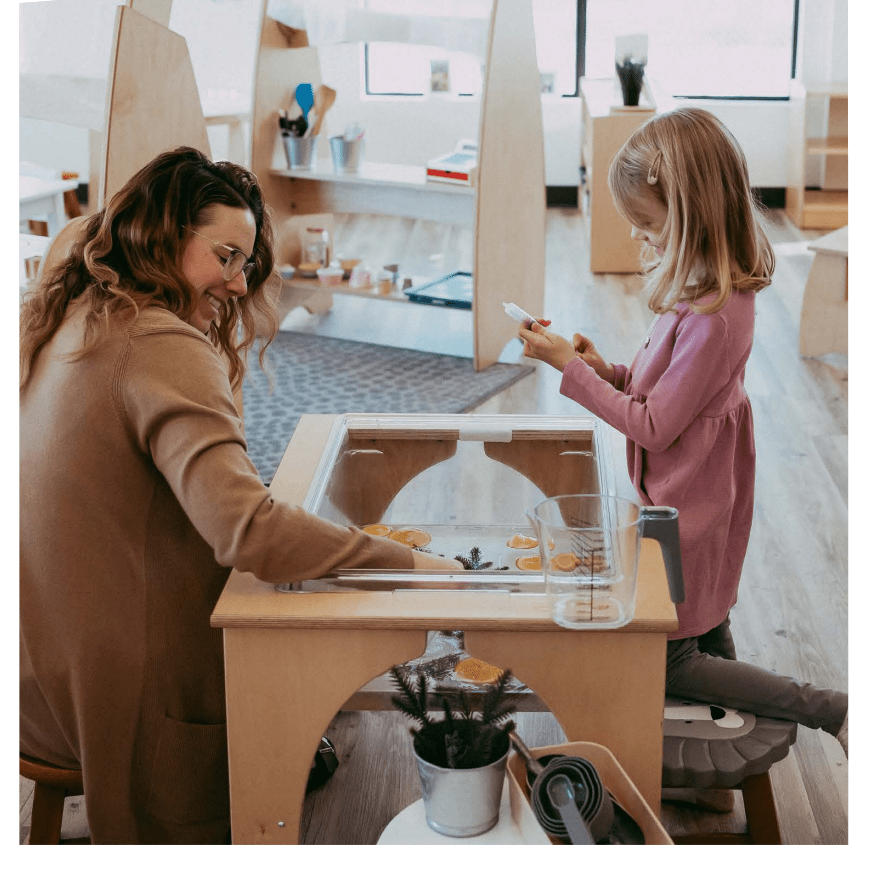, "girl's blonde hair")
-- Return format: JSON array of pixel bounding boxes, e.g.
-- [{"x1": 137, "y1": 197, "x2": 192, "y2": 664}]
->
[
  {"x1": 608, "y1": 107, "x2": 774, "y2": 314},
  {"x1": 20, "y1": 147, "x2": 278, "y2": 390}
]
